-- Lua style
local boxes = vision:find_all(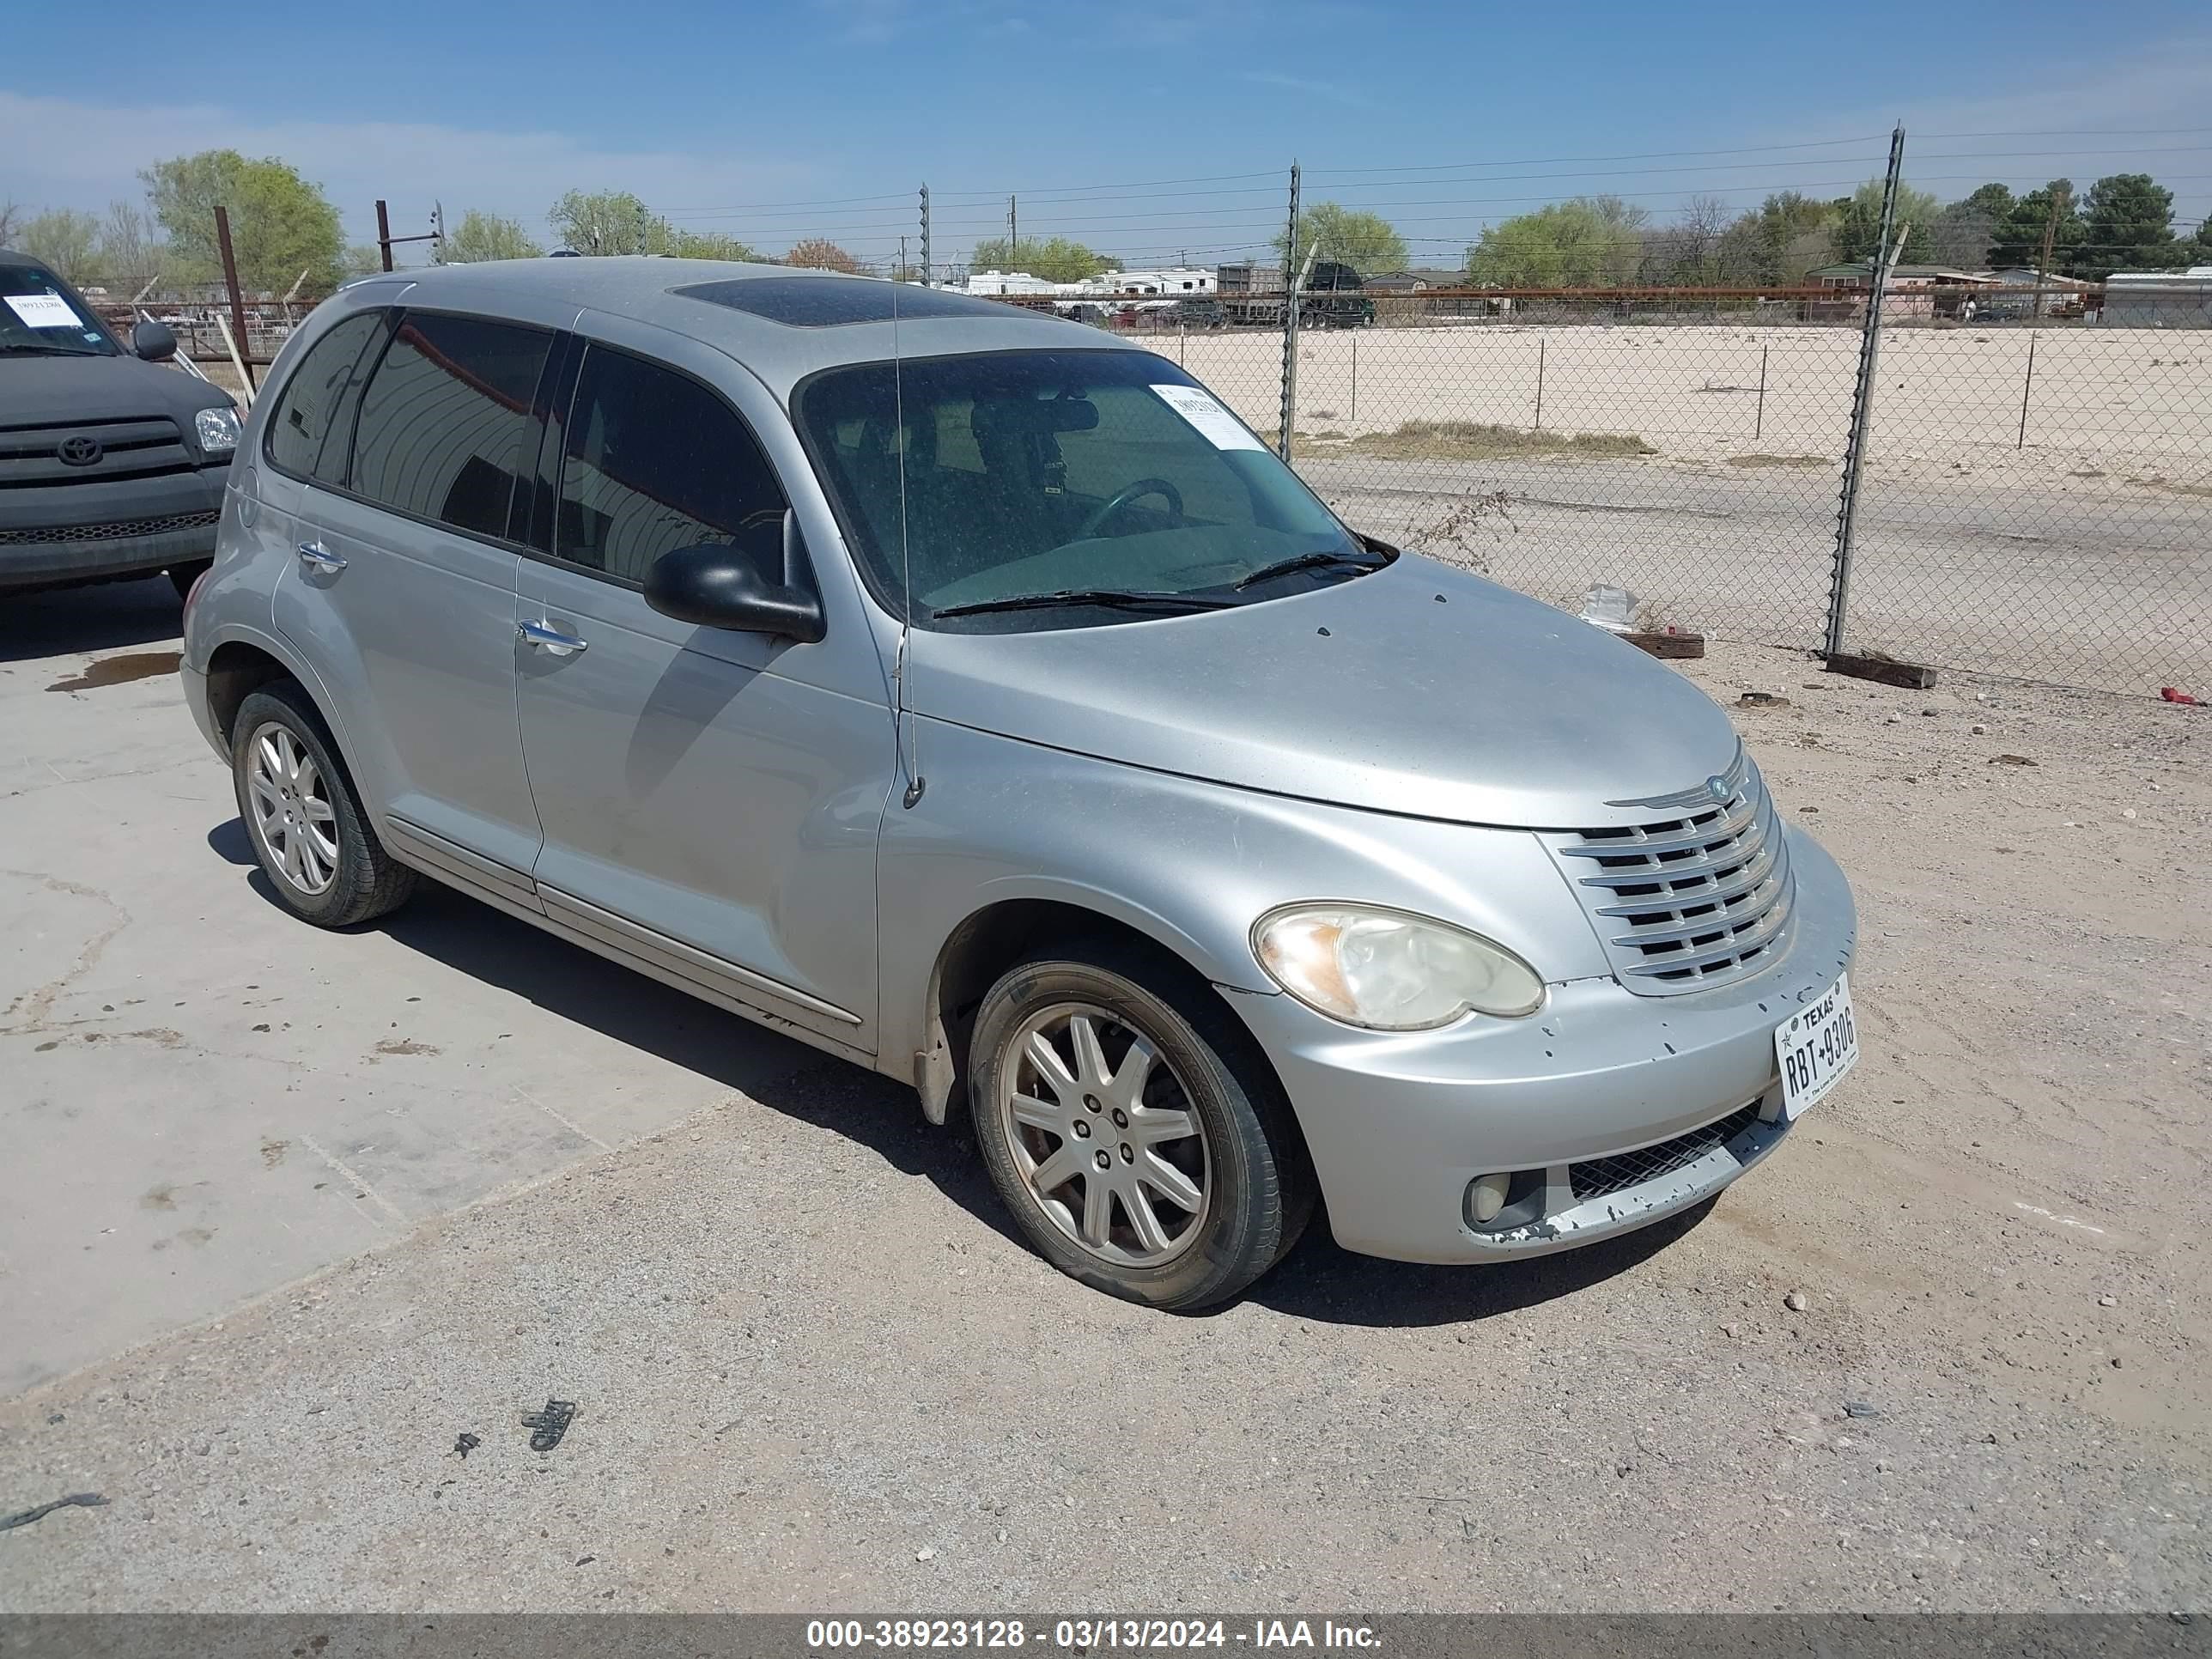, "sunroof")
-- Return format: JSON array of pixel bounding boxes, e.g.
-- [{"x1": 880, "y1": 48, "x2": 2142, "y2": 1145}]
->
[{"x1": 672, "y1": 276, "x2": 1021, "y2": 327}]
